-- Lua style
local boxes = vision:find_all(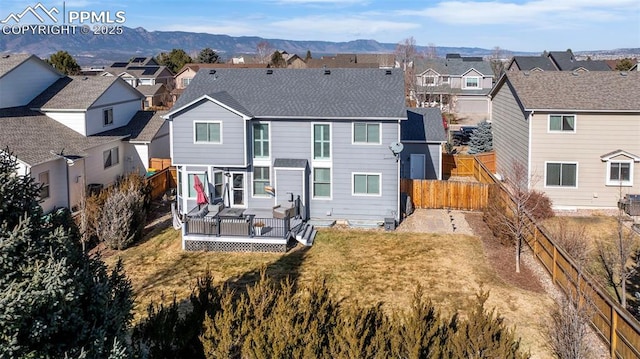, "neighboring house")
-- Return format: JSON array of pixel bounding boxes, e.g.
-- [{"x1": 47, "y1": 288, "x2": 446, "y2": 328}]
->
[
  {"x1": 101, "y1": 58, "x2": 174, "y2": 92},
  {"x1": 413, "y1": 54, "x2": 494, "y2": 119},
  {"x1": 305, "y1": 53, "x2": 383, "y2": 69},
  {"x1": 138, "y1": 84, "x2": 169, "y2": 109},
  {"x1": 490, "y1": 71, "x2": 640, "y2": 210},
  {"x1": 164, "y1": 68, "x2": 406, "y2": 224},
  {"x1": 0, "y1": 53, "x2": 167, "y2": 213},
  {"x1": 506, "y1": 50, "x2": 611, "y2": 72},
  {"x1": 401, "y1": 108, "x2": 447, "y2": 180},
  {"x1": 172, "y1": 63, "x2": 267, "y2": 103}
]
